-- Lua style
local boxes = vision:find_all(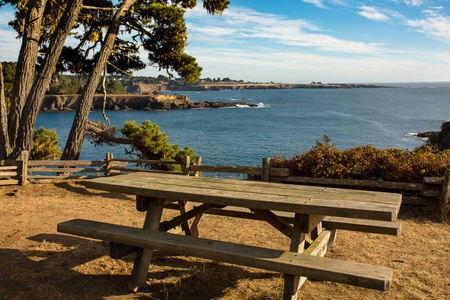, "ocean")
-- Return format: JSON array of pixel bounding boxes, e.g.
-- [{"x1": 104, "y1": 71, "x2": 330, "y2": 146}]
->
[{"x1": 36, "y1": 82, "x2": 450, "y2": 166}]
